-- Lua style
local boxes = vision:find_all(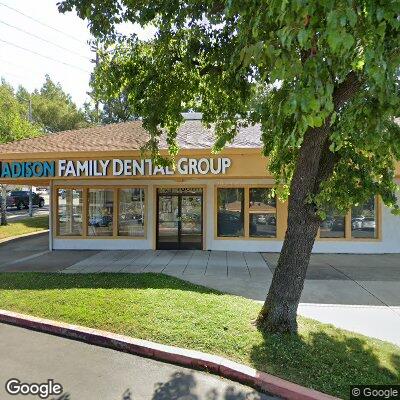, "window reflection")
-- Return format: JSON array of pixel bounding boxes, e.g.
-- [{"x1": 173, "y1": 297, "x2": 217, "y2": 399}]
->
[
  {"x1": 88, "y1": 189, "x2": 114, "y2": 236},
  {"x1": 249, "y1": 188, "x2": 276, "y2": 238},
  {"x1": 320, "y1": 209, "x2": 345, "y2": 238},
  {"x1": 217, "y1": 188, "x2": 244, "y2": 237},
  {"x1": 352, "y1": 197, "x2": 377, "y2": 238},
  {"x1": 118, "y1": 188, "x2": 145, "y2": 237},
  {"x1": 57, "y1": 189, "x2": 83, "y2": 236}
]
